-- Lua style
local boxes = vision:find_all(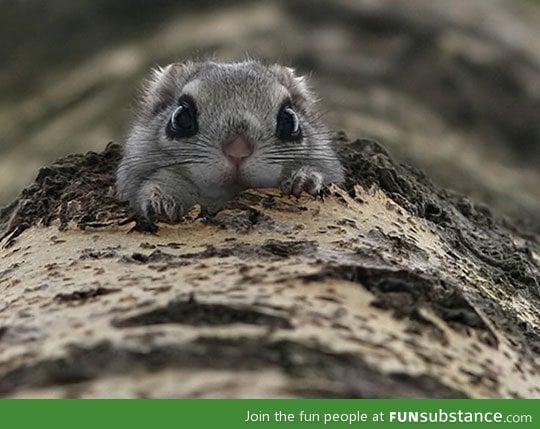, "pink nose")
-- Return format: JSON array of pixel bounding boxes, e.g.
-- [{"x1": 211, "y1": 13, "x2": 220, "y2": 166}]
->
[{"x1": 223, "y1": 134, "x2": 253, "y2": 162}]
